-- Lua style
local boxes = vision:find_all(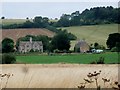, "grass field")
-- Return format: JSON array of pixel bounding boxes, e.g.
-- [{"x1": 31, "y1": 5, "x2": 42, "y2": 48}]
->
[
  {"x1": 1, "y1": 19, "x2": 28, "y2": 25},
  {"x1": 62, "y1": 24, "x2": 118, "y2": 50},
  {"x1": 16, "y1": 52, "x2": 119, "y2": 64},
  {"x1": 1, "y1": 19, "x2": 57, "y2": 25}
]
